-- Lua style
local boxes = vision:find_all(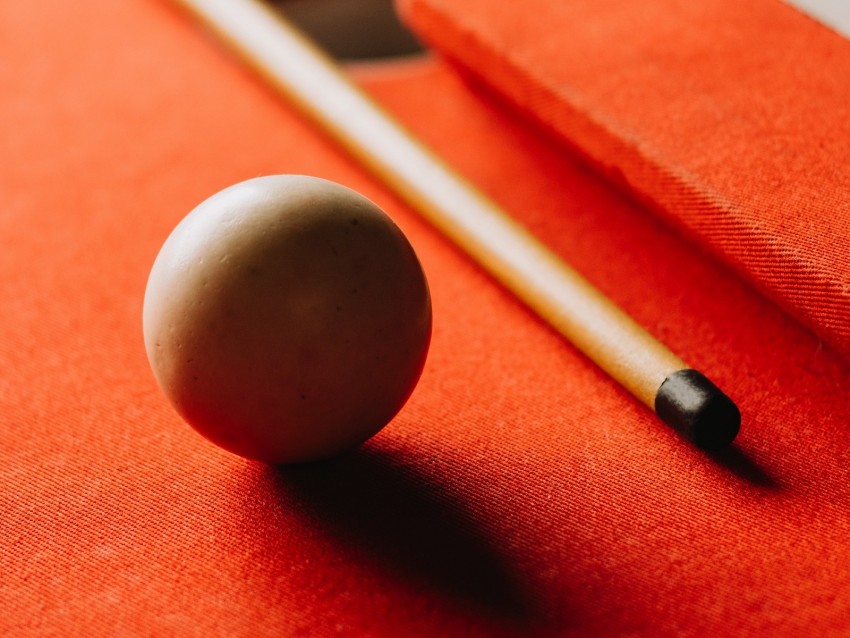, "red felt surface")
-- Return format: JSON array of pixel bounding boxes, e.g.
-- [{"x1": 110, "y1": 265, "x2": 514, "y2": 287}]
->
[
  {"x1": 399, "y1": 0, "x2": 850, "y2": 362},
  {"x1": 2, "y1": 1, "x2": 850, "y2": 636}
]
